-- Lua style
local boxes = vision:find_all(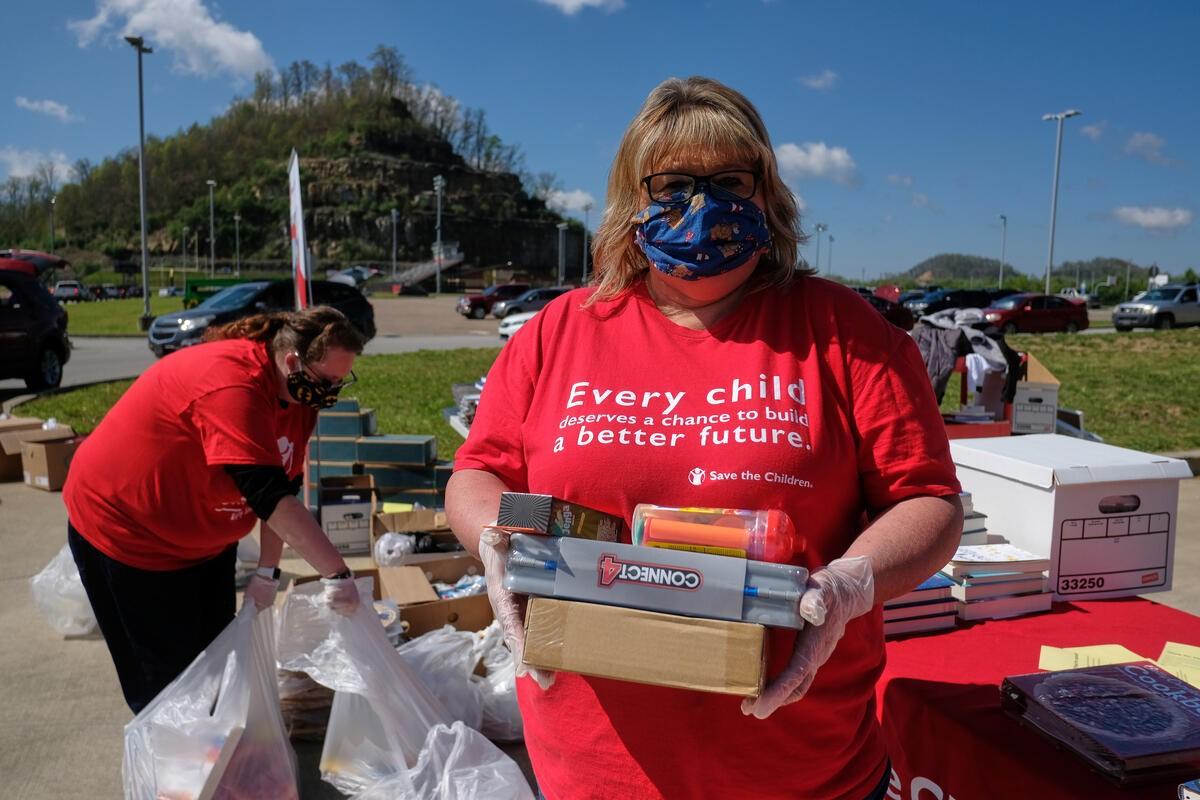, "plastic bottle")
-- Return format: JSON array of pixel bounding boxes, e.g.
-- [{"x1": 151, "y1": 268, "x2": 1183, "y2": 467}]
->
[{"x1": 631, "y1": 504, "x2": 798, "y2": 563}]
